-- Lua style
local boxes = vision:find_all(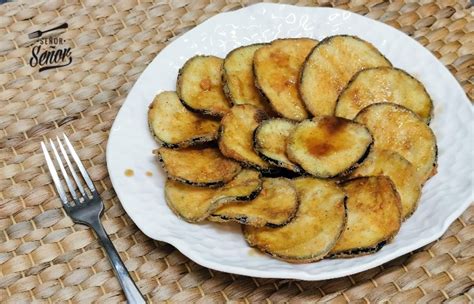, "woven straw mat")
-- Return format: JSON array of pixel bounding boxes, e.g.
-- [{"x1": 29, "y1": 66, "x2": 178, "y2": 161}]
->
[{"x1": 0, "y1": 0, "x2": 473, "y2": 303}]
